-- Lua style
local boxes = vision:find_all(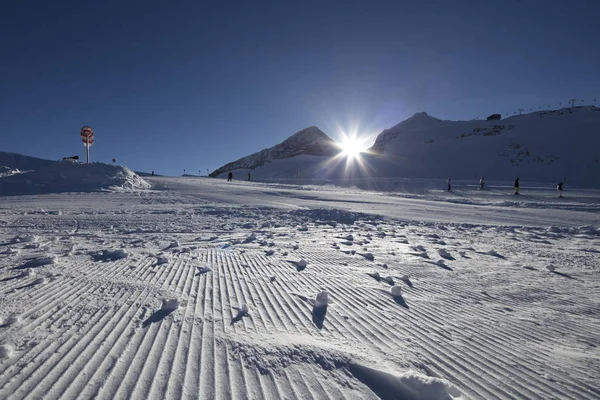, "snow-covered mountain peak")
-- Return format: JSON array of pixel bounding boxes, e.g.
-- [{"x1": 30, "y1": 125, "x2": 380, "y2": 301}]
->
[
  {"x1": 210, "y1": 126, "x2": 340, "y2": 176},
  {"x1": 286, "y1": 126, "x2": 328, "y2": 140},
  {"x1": 399, "y1": 112, "x2": 443, "y2": 129},
  {"x1": 369, "y1": 112, "x2": 446, "y2": 154}
]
